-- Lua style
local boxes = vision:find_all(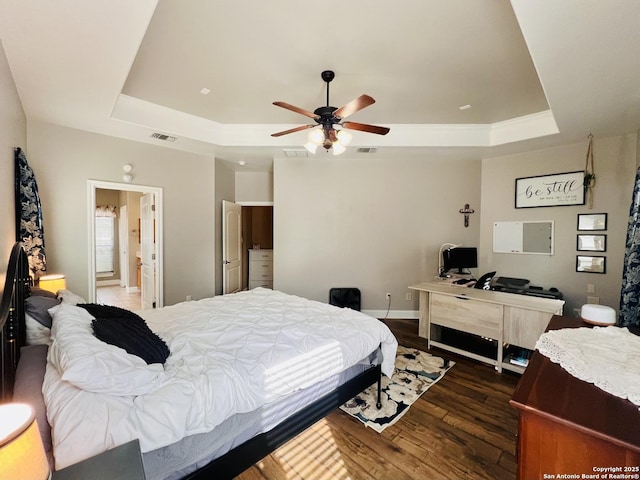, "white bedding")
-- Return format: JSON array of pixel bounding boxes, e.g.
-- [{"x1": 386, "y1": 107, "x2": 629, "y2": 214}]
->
[{"x1": 43, "y1": 288, "x2": 397, "y2": 470}]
